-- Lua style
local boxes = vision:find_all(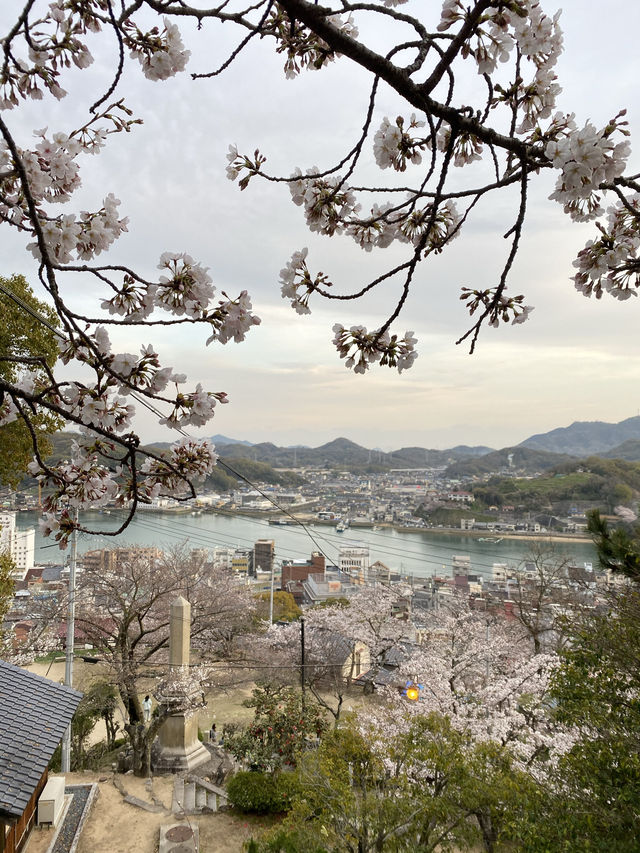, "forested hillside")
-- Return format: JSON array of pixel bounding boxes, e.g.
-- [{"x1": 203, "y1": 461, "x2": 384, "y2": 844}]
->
[{"x1": 472, "y1": 457, "x2": 640, "y2": 512}]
